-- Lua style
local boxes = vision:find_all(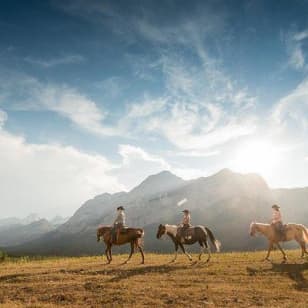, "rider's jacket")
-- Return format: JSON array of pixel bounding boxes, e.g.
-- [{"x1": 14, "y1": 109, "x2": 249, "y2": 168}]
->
[
  {"x1": 114, "y1": 210, "x2": 125, "y2": 226},
  {"x1": 182, "y1": 213, "x2": 191, "y2": 225},
  {"x1": 272, "y1": 210, "x2": 282, "y2": 224}
]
